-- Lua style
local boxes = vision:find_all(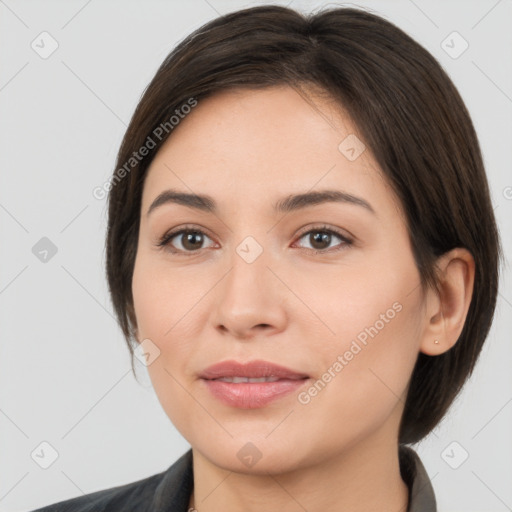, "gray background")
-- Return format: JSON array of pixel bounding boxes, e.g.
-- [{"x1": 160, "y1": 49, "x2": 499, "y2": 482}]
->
[{"x1": 0, "y1": 0, "x2": 510, "y2": 510}]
